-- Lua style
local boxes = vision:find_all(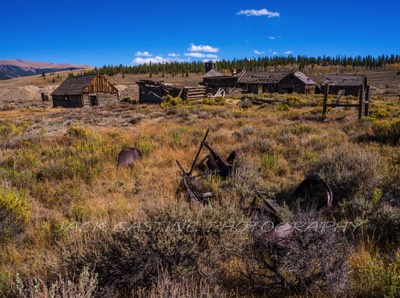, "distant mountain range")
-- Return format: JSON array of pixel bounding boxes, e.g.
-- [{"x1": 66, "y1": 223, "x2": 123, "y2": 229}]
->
[{"x1": 0, "y1": 59, "x2": 92, "y2": 80}]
